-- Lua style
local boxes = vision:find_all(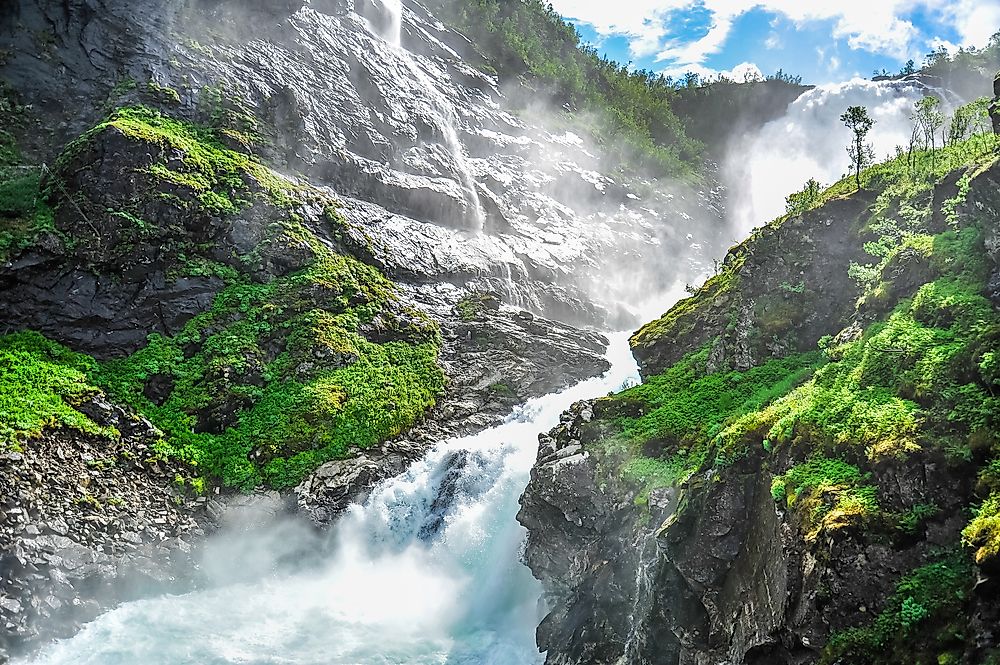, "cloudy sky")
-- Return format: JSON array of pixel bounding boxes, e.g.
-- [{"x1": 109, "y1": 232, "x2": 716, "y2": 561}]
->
[{"x1": 548, "y1": 0, "x2": 1000, "y2": 83}]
